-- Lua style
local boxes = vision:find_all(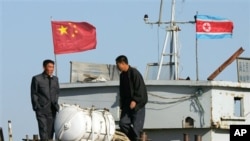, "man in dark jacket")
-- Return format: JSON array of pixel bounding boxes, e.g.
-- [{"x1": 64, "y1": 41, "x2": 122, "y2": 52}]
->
[
  {"x1": 116, "y1": 55, "x2": 148, "y2": 141},
  {"x1": 31, "y1": 59, "x2": 60, "y2": 141}
]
